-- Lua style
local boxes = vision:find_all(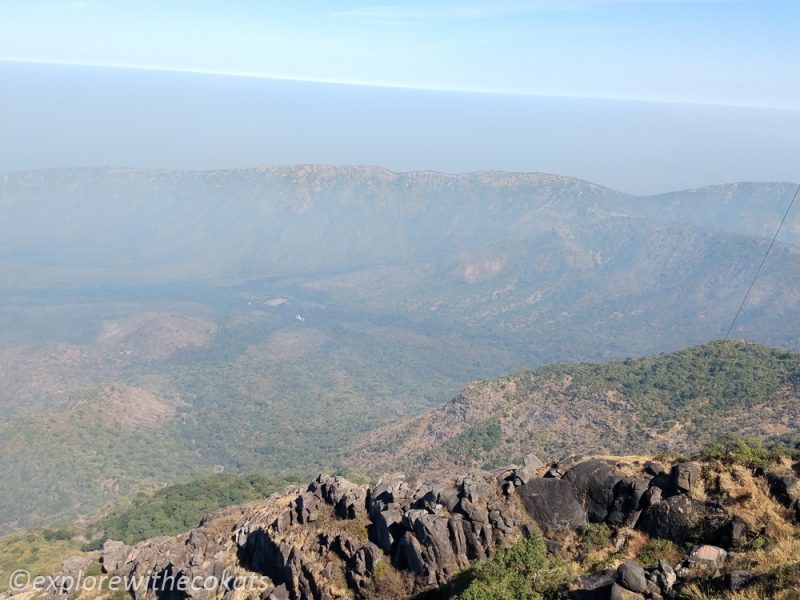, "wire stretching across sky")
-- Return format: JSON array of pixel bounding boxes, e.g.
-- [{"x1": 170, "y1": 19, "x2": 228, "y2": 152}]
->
[{"x1": 723, "y1": 184, "x2": 800, "y2": 342}]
